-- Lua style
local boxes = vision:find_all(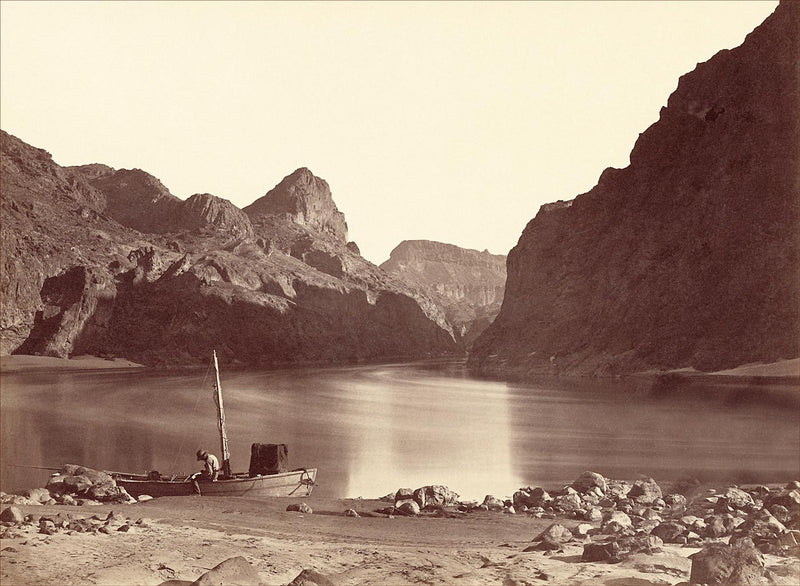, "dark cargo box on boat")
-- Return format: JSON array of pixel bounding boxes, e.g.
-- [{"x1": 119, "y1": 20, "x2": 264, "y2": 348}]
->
[{"x1": 249, "y1": 443, "x2": 289, "y2": 476}]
